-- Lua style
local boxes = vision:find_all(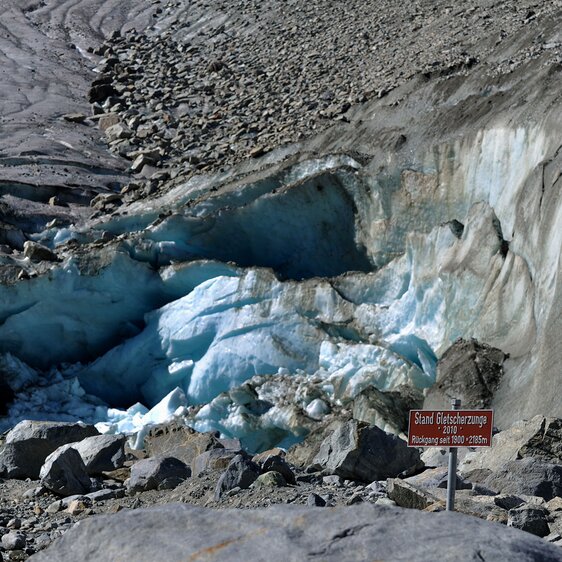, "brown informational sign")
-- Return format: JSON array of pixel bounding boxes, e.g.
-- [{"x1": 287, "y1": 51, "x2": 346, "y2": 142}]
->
[{"x1": 407, "y1": 409, "x2": 494, "y2": 448}]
